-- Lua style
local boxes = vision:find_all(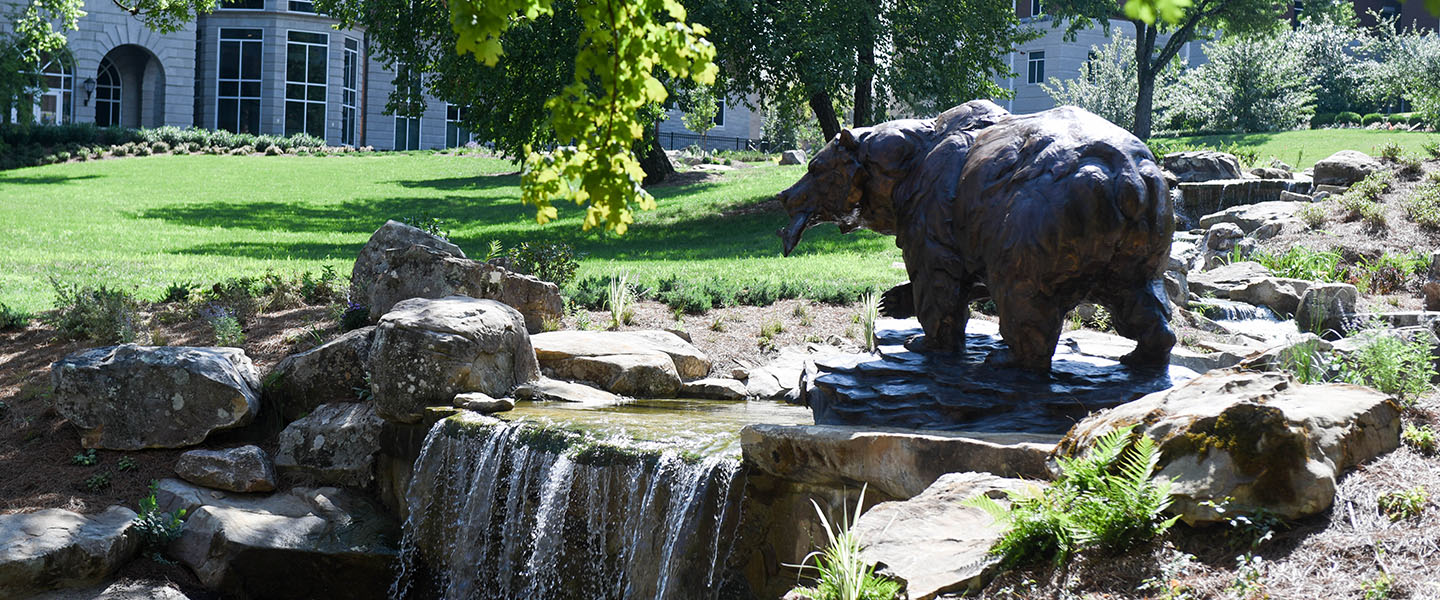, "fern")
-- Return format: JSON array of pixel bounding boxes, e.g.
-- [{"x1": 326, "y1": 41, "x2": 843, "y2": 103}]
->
[{"x1": 966, "y1": 424, "x2": 1178, "y2": 568}]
